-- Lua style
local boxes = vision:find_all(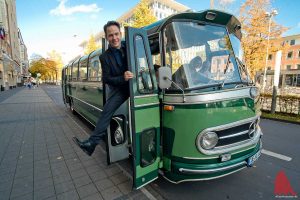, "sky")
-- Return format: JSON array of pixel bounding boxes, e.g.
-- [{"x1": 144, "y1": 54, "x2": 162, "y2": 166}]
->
[{"x1": 15, "y1": 0, "x2": 300, "y2": 64}]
